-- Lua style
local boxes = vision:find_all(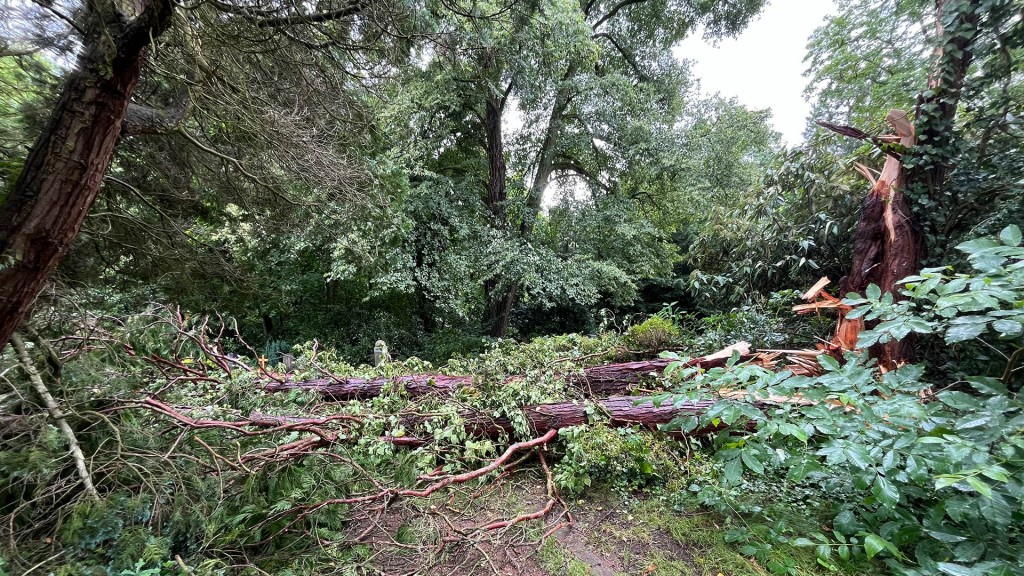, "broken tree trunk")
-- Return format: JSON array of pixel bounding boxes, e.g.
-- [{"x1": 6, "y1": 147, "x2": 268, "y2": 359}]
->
[
  {"x1": 399, "y1": 393, "x2": 753, "y2": 444},
  {"x1": 263, "y1": 342, "x2": 751, "y2": 400},
  {"x1": 818, "y1": 110, "x2": 922, "y2": 369}
]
